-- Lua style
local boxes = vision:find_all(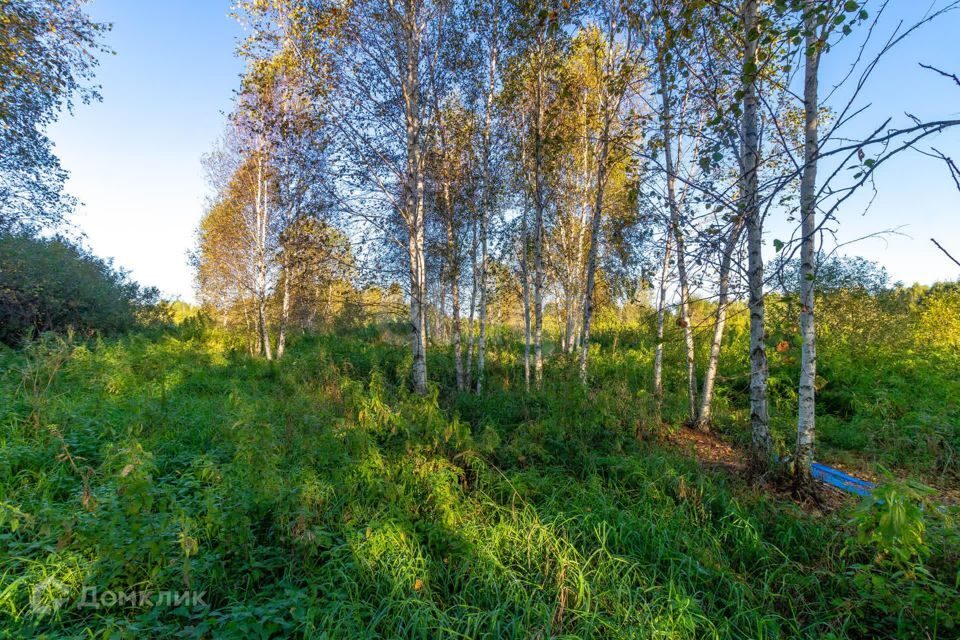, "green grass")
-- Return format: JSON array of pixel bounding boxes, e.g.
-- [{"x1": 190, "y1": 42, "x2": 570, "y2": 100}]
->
[{"x1": 0, "y1": 323, "x2": 957, "y2": 638}]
